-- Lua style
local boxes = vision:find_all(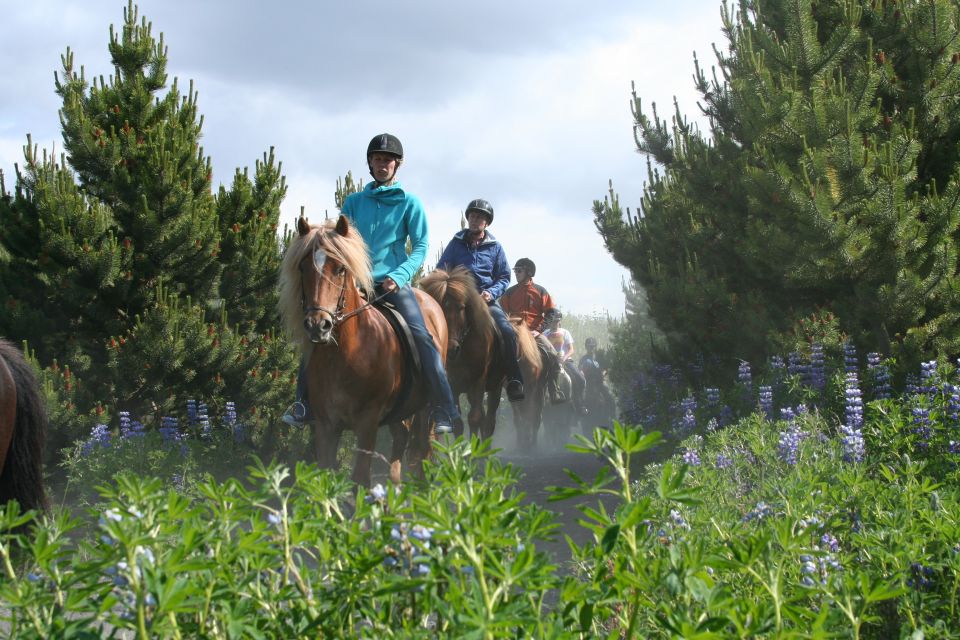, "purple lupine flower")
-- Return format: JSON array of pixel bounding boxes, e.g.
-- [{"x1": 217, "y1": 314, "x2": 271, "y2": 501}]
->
[
  {"x1": 840, "y1": 373, "x2": 865, "y2": 463},
  {"x1": 705, "y1": 387, "x2": 720, "y2": 407},
  {"x1": 769, "y1": 354, "x2": 786, "y2": 373},
  {"x1": 706, "y1": 417, "x2": 720, "y2": 432},
  {"x1": 842, "y1": 341, "x2": 858, "y2": 373},
  {"x1": 737, "y1": 360, "x2": 752, "y2": 387},
  {"x1": 844, "y1": 374, "x2": 863, "y2": 431},
  {"x1": 912, "y1": 404, "x2": 932, "y2": 452},
  {"x1": 82, "y1": 423, "x2": 112, "y2": 455},
  {"x1": 820, "y1": 533, "x2": 840, "y2": 553},
  {"x1": 788, "y1": 351, "x2": 806, "y2": 378},
  {"x1": 808, "y1": 344, "x2": 826, "y2": 391},
  {"x1": 714, "y1": 452, "x2": 733, "y2": 469},
  {"x1": 758, "y1": 385, "x2": 774, "y2": 419},
  {"x1": 777, "y1": 426, "x2": 804, "y2": 465},
  {"x1": 669, "y1": 509, "x2": 690, "y2": 530},
  {"x1": 950, "y1": 440, "x2": 960, "y2": 455},
  {"x1": 682, "y1": 448, "x2": 701, "y2": 467},
  {"x1": 222, "y1": 401, "x2": 237, "y2": 426},
  {"x1": 159, "y1": 416, "x2": 180, "y2": 442},
  {"x1": 198, "y1": 401, "x2": 211, "y2": 438},
  {"x1": 867, "y1": 352, "x2": 892, "y2": 400},
  {"x1": 743, "y1": 501, "x2": 773, "y2": 522},
  {"x1": 907, "y1": 563, "x2": 936, "y2": 591},
  {"x1": 944, "y1": 385, "x2": 960, "y2": 427},
  {"x1": 120, "y1": 412, "x2": 146, "y2": 440},
  {"x1": 186, "y1": 399, "x2": 198, "y2": 425},
  {"x1": 919, "y1": 360, "x2": 938, "y2": 398}
]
